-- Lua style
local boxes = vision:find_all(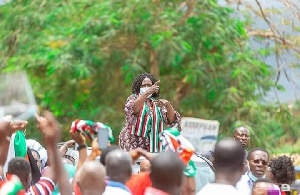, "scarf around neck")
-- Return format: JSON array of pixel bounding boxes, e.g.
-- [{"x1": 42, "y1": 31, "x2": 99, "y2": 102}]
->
[{"x1": 130, "y1": 94, "x2": 164, "y2": 152}]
